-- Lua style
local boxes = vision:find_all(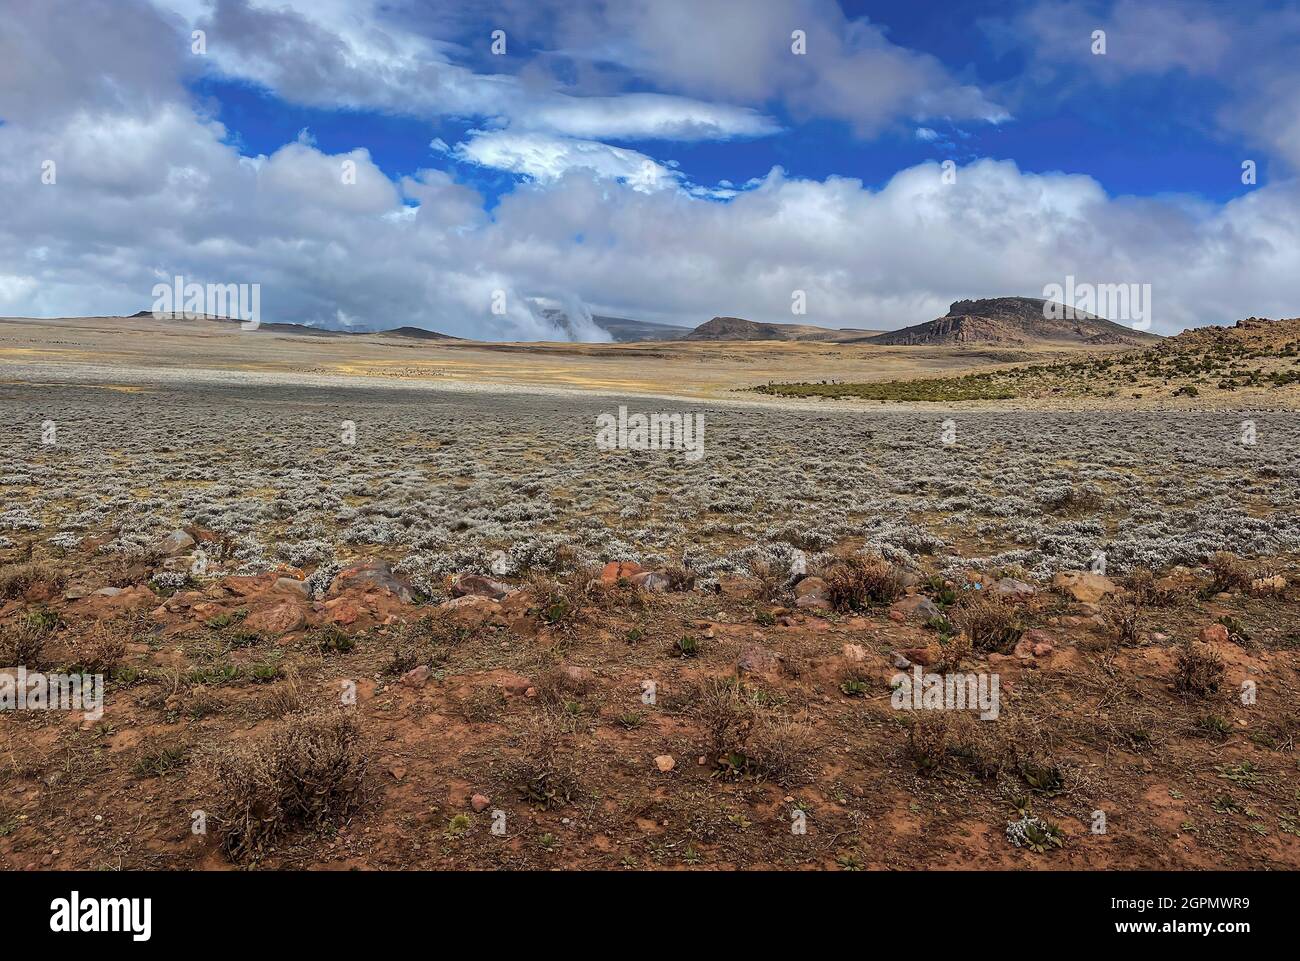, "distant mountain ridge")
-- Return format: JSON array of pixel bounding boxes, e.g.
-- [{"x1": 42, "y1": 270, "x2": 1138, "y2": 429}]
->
[
  {"x1": 71, "y1": 297, "x2": 1169, "y2": 346},
  {"x1": 685, "y1": 316, "x2": 881, "y2": 342},
  {"x1": 540, "y1": 309, "x2": 692, "y2": 342},
  {"x1": 861, "y1": 297, "x2": 1161, "y2": 346}
]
